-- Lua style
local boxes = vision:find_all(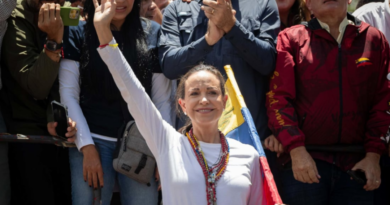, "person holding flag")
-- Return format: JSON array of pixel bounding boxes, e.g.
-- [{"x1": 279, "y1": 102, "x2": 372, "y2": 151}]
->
[{"x1": 91, "y1": 0, "x2": 263, "y2": 204}]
